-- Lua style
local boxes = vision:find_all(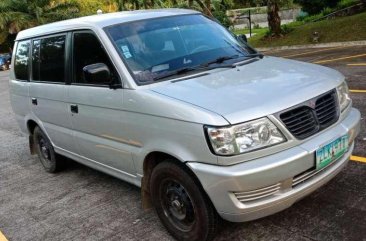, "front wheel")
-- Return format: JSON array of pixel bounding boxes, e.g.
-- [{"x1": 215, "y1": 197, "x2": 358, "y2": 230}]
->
[{"x1": 150, "y1": 162, "x2": 218, "y2": 241}]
